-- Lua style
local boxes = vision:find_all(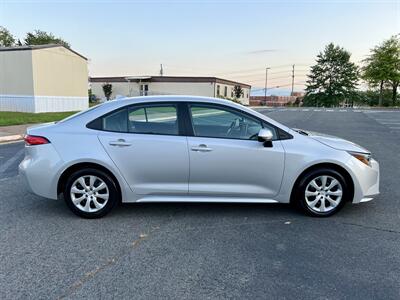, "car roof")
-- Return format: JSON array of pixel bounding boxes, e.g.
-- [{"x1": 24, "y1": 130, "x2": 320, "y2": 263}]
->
[{"x1": 96, "y1": 95, "x2": 249, "y2": 115}]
